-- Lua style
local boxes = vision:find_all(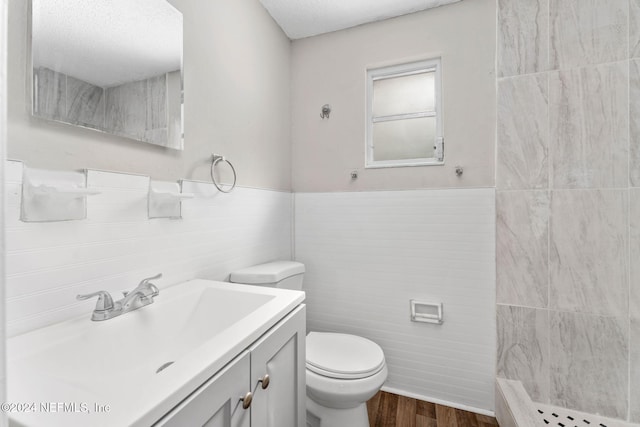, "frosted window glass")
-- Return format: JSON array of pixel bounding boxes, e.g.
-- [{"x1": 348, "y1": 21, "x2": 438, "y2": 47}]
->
[
  {"x1": 373, "y1": 117, "x2": 436, "y2": 161},
  {"x1": 372, "y1": 71, "x2": 435, "y2": 117}
]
